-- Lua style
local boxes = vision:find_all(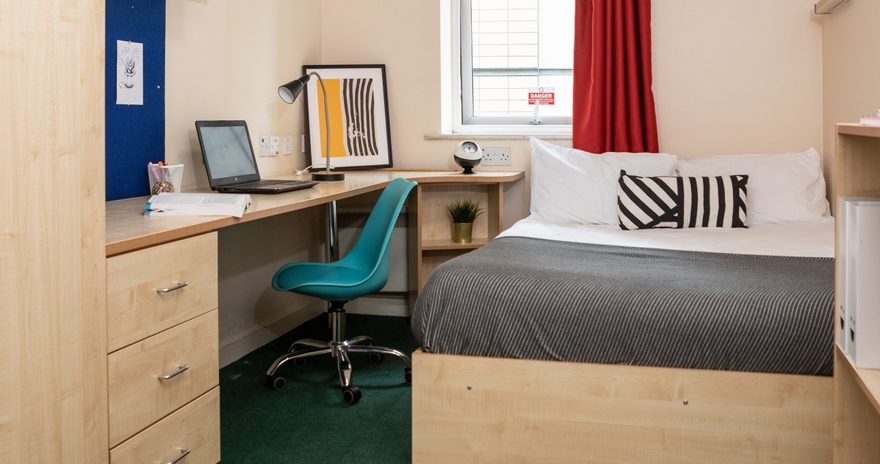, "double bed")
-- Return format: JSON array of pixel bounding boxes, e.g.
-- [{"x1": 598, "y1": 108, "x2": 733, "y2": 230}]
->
[{"x1": 411, "y1": 218, "x2": 835, "y2": 463}]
